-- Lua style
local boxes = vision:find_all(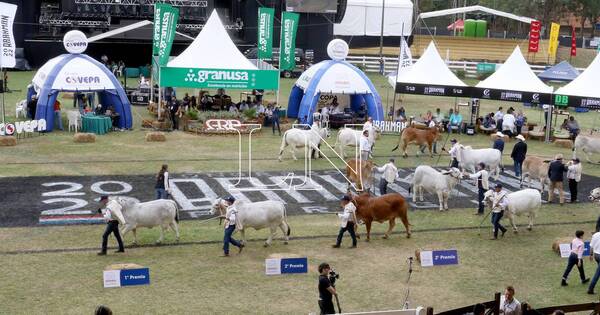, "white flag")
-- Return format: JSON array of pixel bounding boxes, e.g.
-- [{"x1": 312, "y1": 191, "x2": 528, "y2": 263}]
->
[
  {"x1": 397, "y1": 36, "x2": 413, "y2": 74},
  {"x1": 0, "y1": 2, "x2": 17, "y2": 68}
]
